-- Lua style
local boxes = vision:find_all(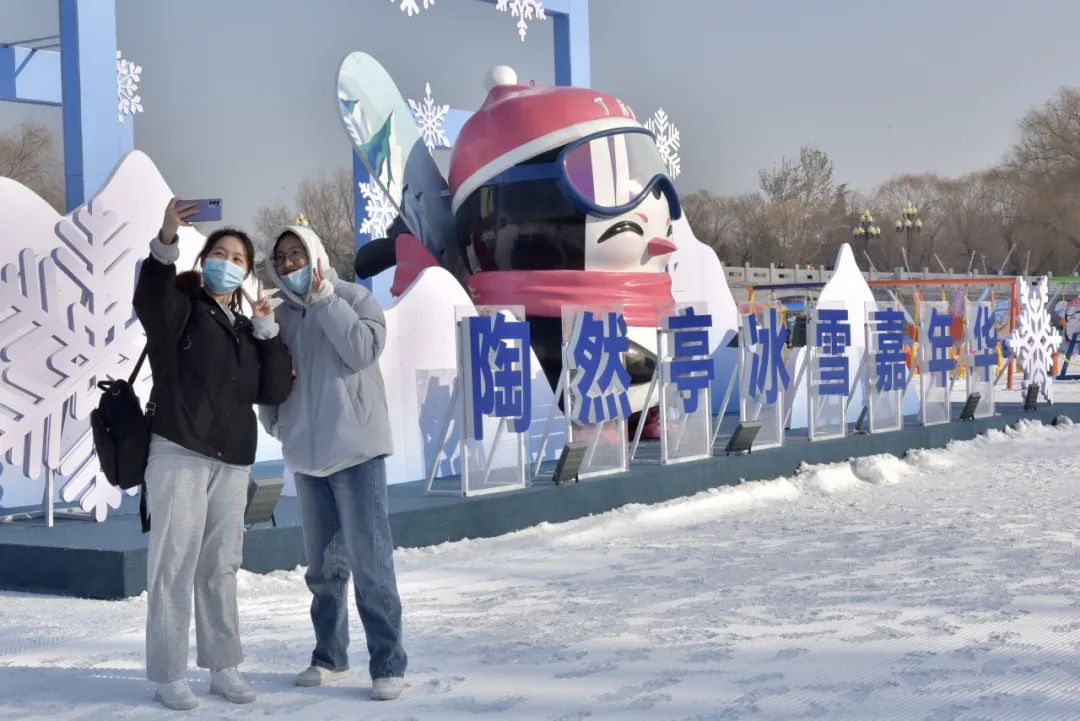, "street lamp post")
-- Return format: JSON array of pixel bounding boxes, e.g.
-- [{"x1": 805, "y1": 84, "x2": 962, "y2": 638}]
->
[
  {"x1": 894, "y1": 201, "x2": 923, "y2": 254},
  {"x1": 852, "y1": 209, "x2": 881, "y2": 256}
]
